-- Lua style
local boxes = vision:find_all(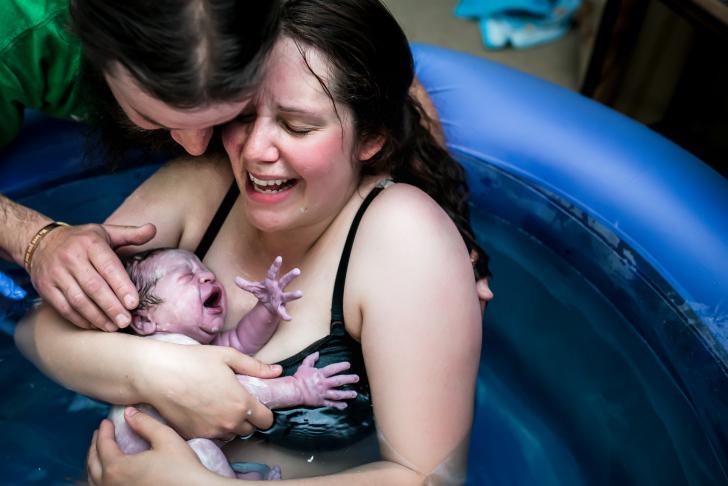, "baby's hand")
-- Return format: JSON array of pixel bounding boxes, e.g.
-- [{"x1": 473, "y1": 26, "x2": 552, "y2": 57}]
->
[
  {"x1": 234, "y1": 256, "x2": 303, "y2": 321},
  {"x1": 293, "y1": 352, "x2": 359, "y2": 409}
]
